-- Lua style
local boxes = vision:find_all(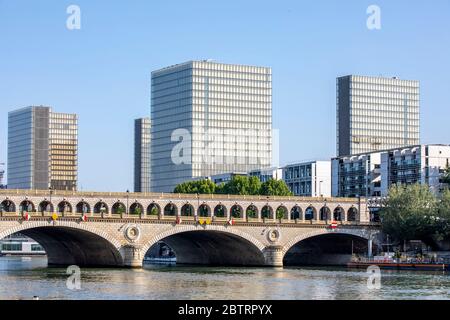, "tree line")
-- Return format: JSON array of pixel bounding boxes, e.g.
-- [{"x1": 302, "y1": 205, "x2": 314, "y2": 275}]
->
[{"x1": 173, "y1": 175, "x2": 293, "y2": 197}]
